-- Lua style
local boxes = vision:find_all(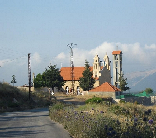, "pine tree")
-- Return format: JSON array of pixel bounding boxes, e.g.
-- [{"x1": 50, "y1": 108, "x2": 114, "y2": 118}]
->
[
  {"x1": 79, "y1": 60, "x2": 95, "y2": 91},
  {"x1": 11, "y1": 75, "x2": 17, "y2": 86},
  {"x1": 118, "y1": 73, "x2": 129, "y2": 91}
]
